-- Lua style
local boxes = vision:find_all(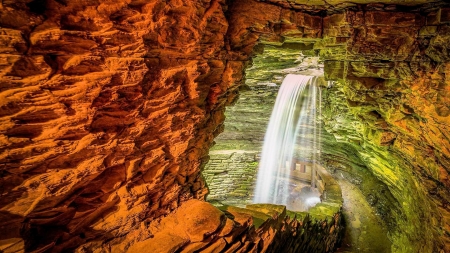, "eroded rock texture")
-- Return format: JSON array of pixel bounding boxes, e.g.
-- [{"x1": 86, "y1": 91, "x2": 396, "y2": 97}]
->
[
  {"x1": 0, "y1": 0, "x2": 450, "y2": 252},
  {"x1": 321, "y1": 9, "x2": 450, "y2": 253},
  {"x1": 204, "y1": 45, "x2": 317, "y2": 204},
  {"x1": 119, "y1": 199, "x2": 342, "y2": 253},
  {"x1": 0, "y1": 0, "x2": 234, "y2": 251}
]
